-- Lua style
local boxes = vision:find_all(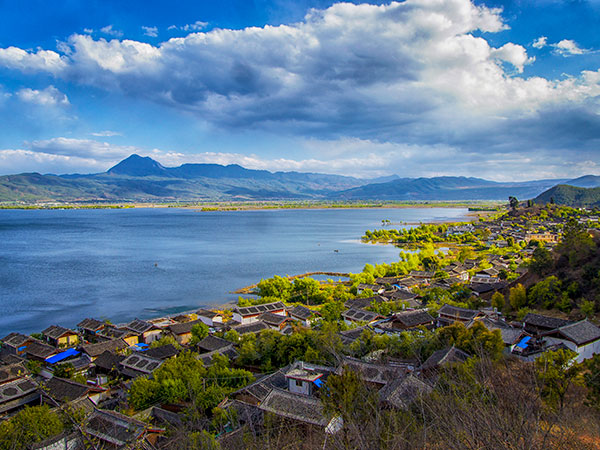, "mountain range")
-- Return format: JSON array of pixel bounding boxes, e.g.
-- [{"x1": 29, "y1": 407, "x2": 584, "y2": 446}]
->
[{"x1": 1, "y1": 154, "x2": 599, "y2": 203}]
